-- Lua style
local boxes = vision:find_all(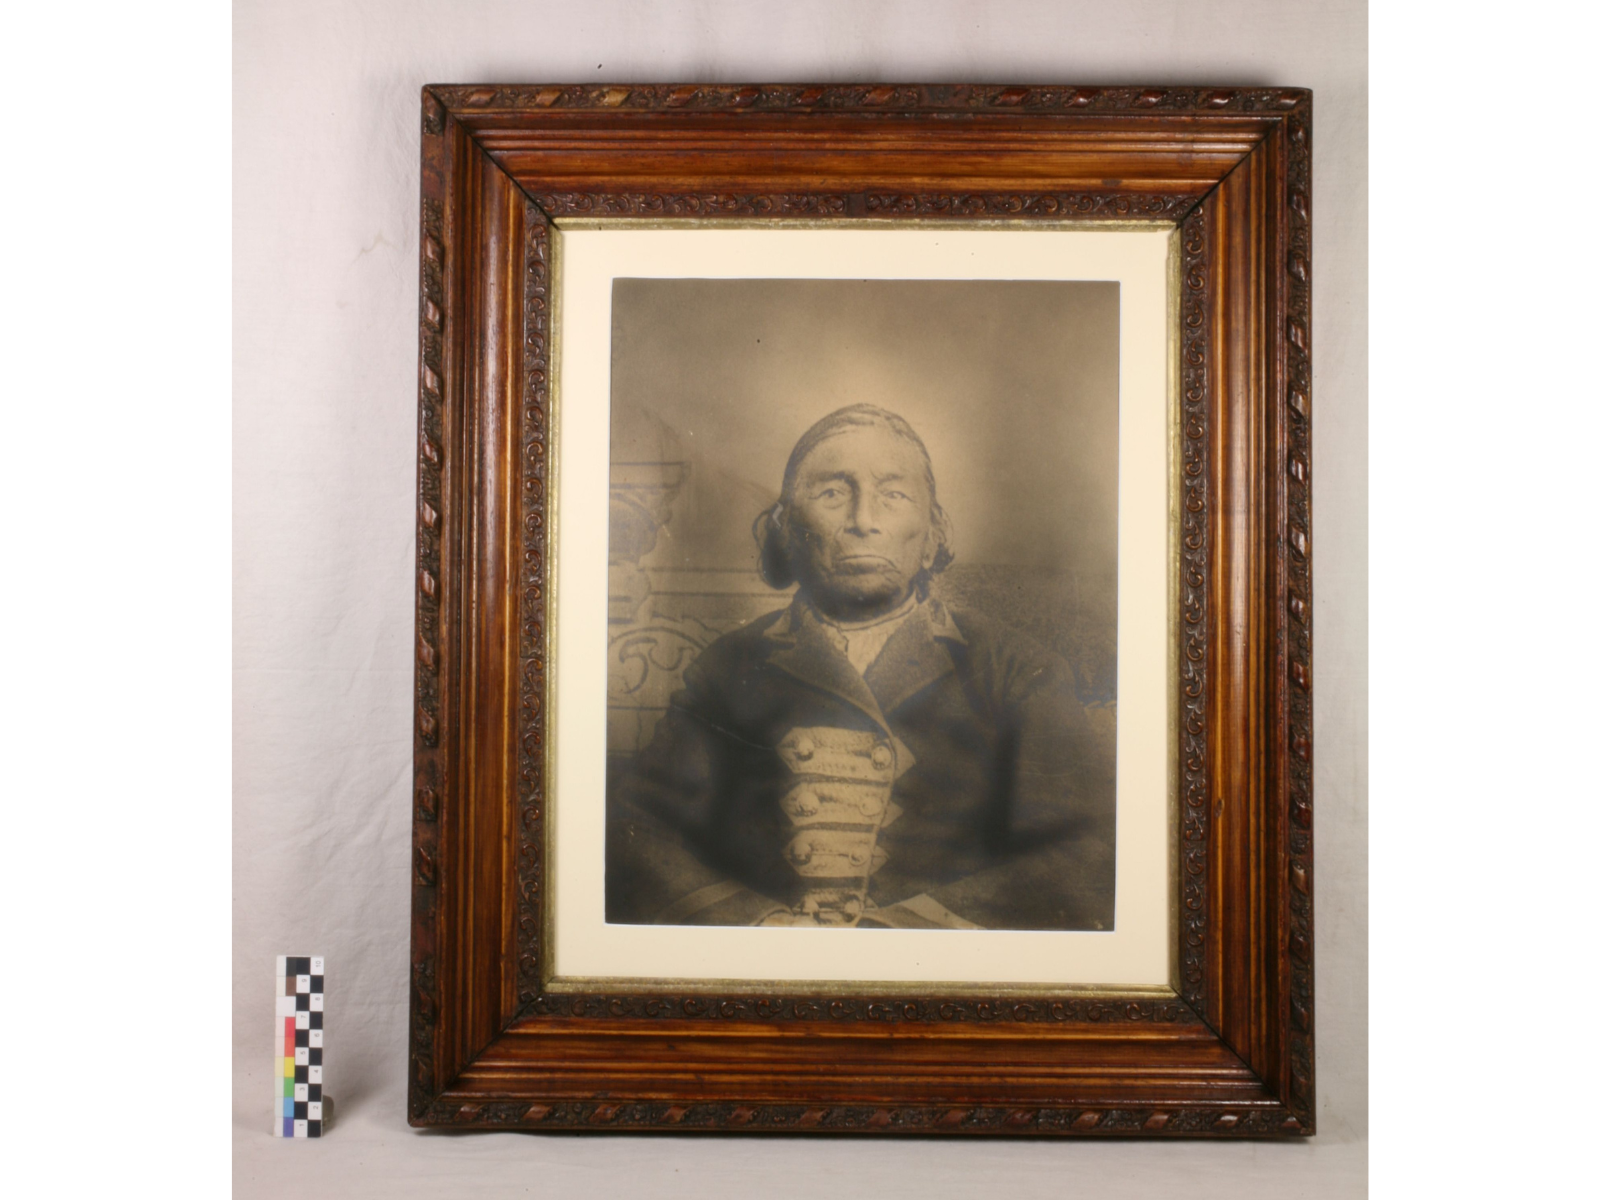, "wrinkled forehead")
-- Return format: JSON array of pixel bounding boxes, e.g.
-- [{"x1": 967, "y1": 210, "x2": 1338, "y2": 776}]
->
[{"x1": 788, "y1": 425, "x2": 935, "y2": 486}]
